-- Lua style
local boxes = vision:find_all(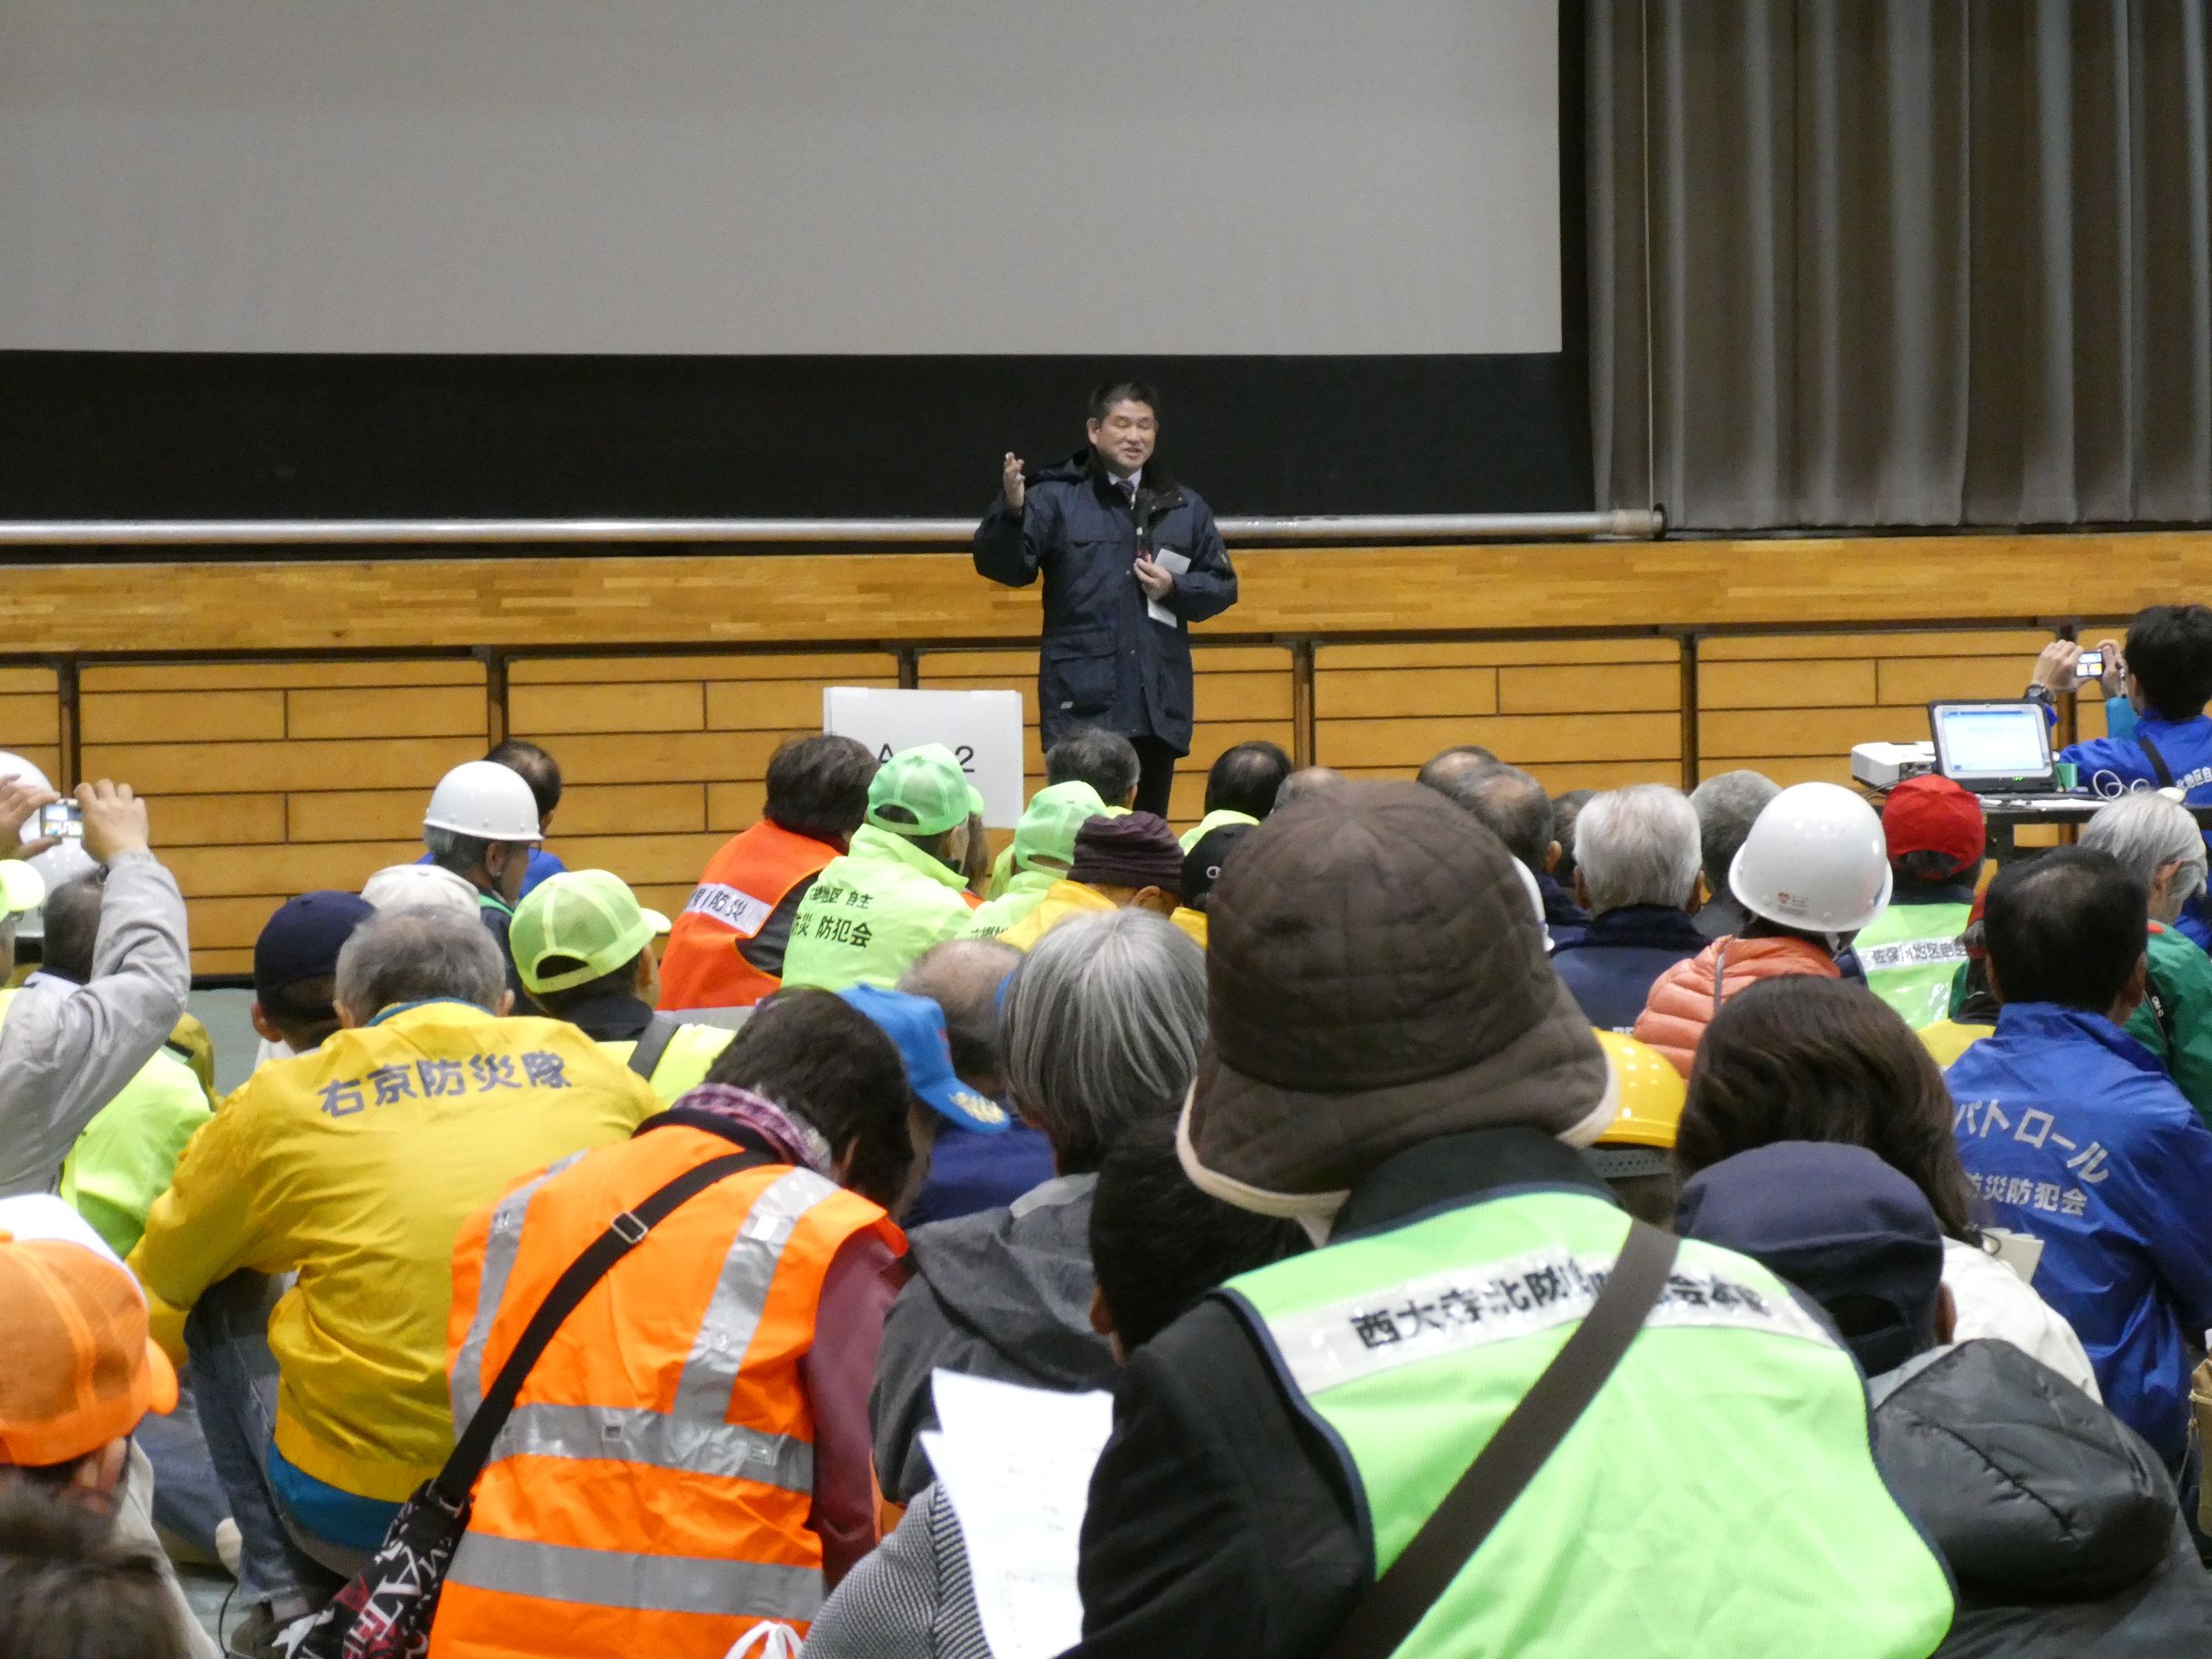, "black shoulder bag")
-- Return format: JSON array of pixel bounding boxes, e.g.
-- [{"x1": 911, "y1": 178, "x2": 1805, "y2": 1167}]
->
[
  {"x1": 626, "y1": 1014, "x2": 683, "y2": 1082},
  {"x1": 280, "y1": 1148, "x2": 770, "y2": 1659},
  {"x1": 1314, "y1": 1220, "x2": 1681, "y2": 1659}
]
